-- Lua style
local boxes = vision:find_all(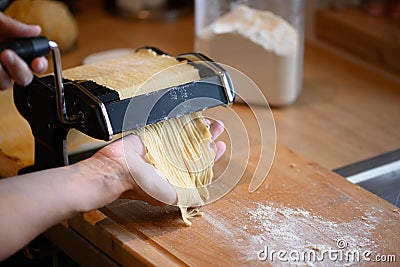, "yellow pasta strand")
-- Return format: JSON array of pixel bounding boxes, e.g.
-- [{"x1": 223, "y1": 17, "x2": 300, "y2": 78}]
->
[{"x1": 133, "y1": 112, "x2": 215, "y2": 226}]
